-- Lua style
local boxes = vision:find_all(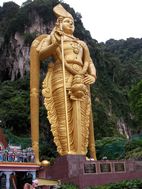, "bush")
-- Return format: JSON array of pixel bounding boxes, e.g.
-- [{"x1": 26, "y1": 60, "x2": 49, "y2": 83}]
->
[
  {"x1": 87, "y1": 179, "x2": 142, "y2": 189},
  {"x1": 61, "y1": 183, "x2": 78, "y2": 189}
]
